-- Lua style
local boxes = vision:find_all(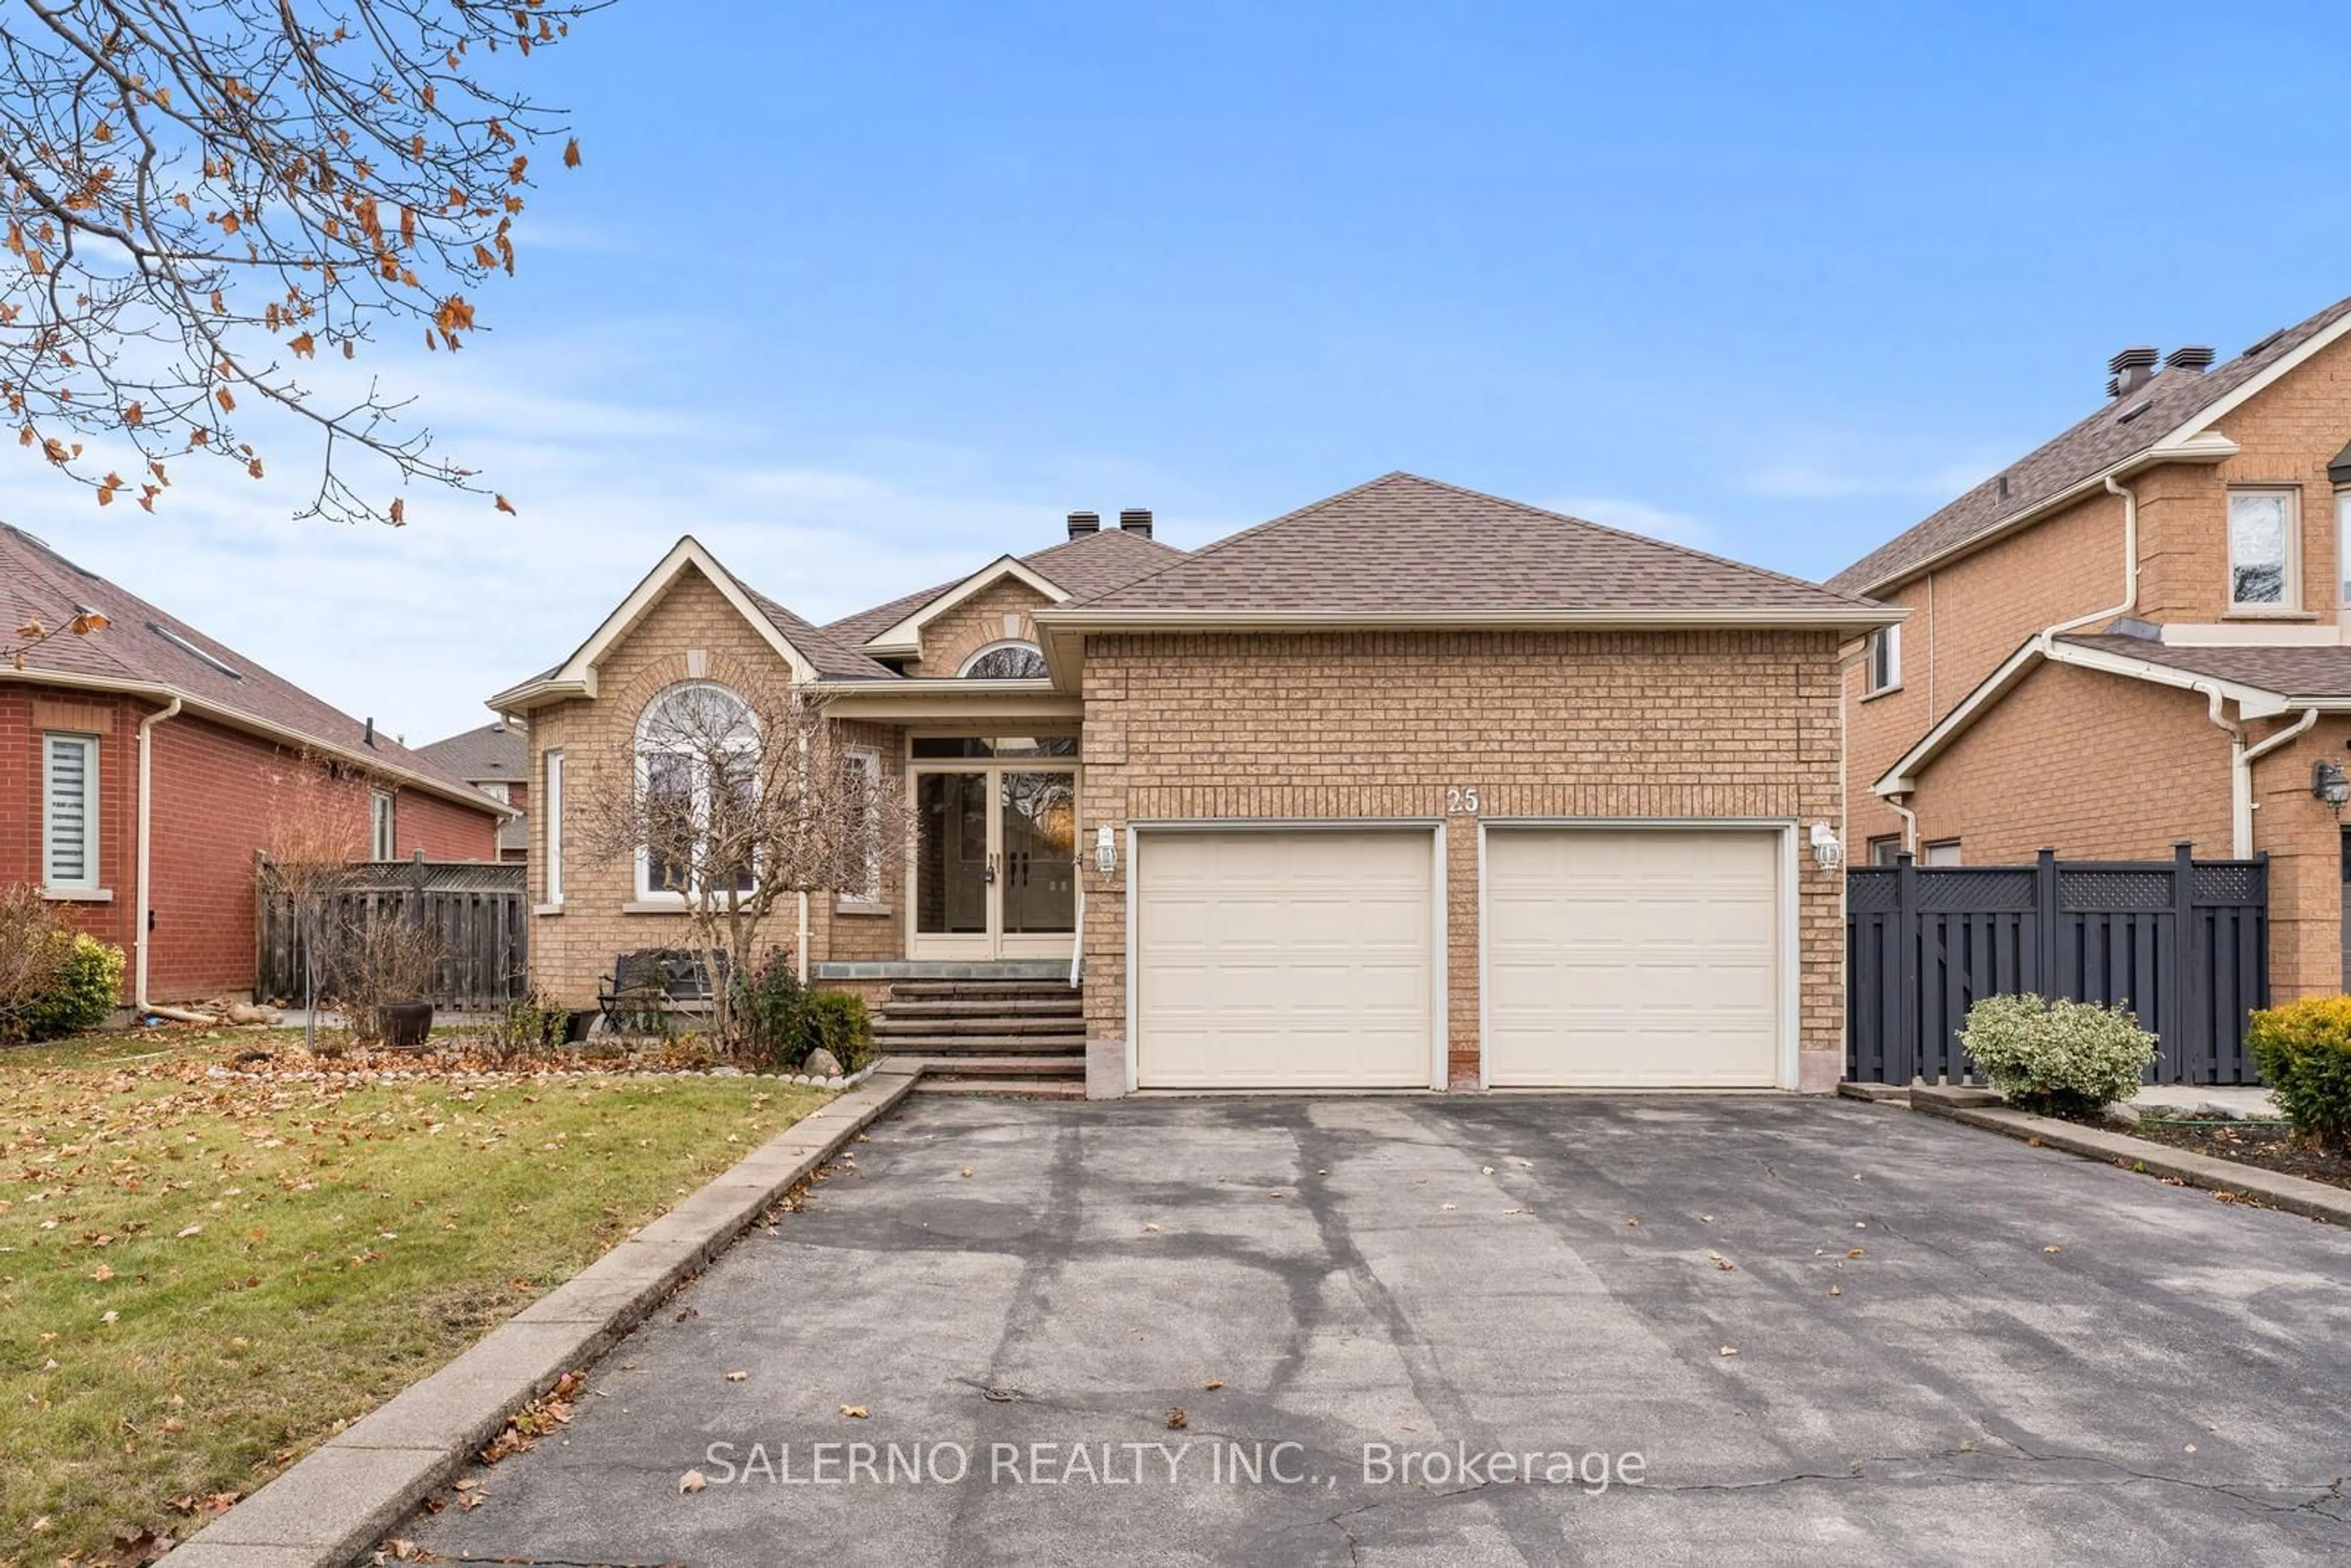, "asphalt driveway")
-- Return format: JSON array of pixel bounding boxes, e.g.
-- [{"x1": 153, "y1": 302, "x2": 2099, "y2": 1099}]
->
[{"x1": 409, "y1": 1095, "x2": 2351, "y2": 1566}]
